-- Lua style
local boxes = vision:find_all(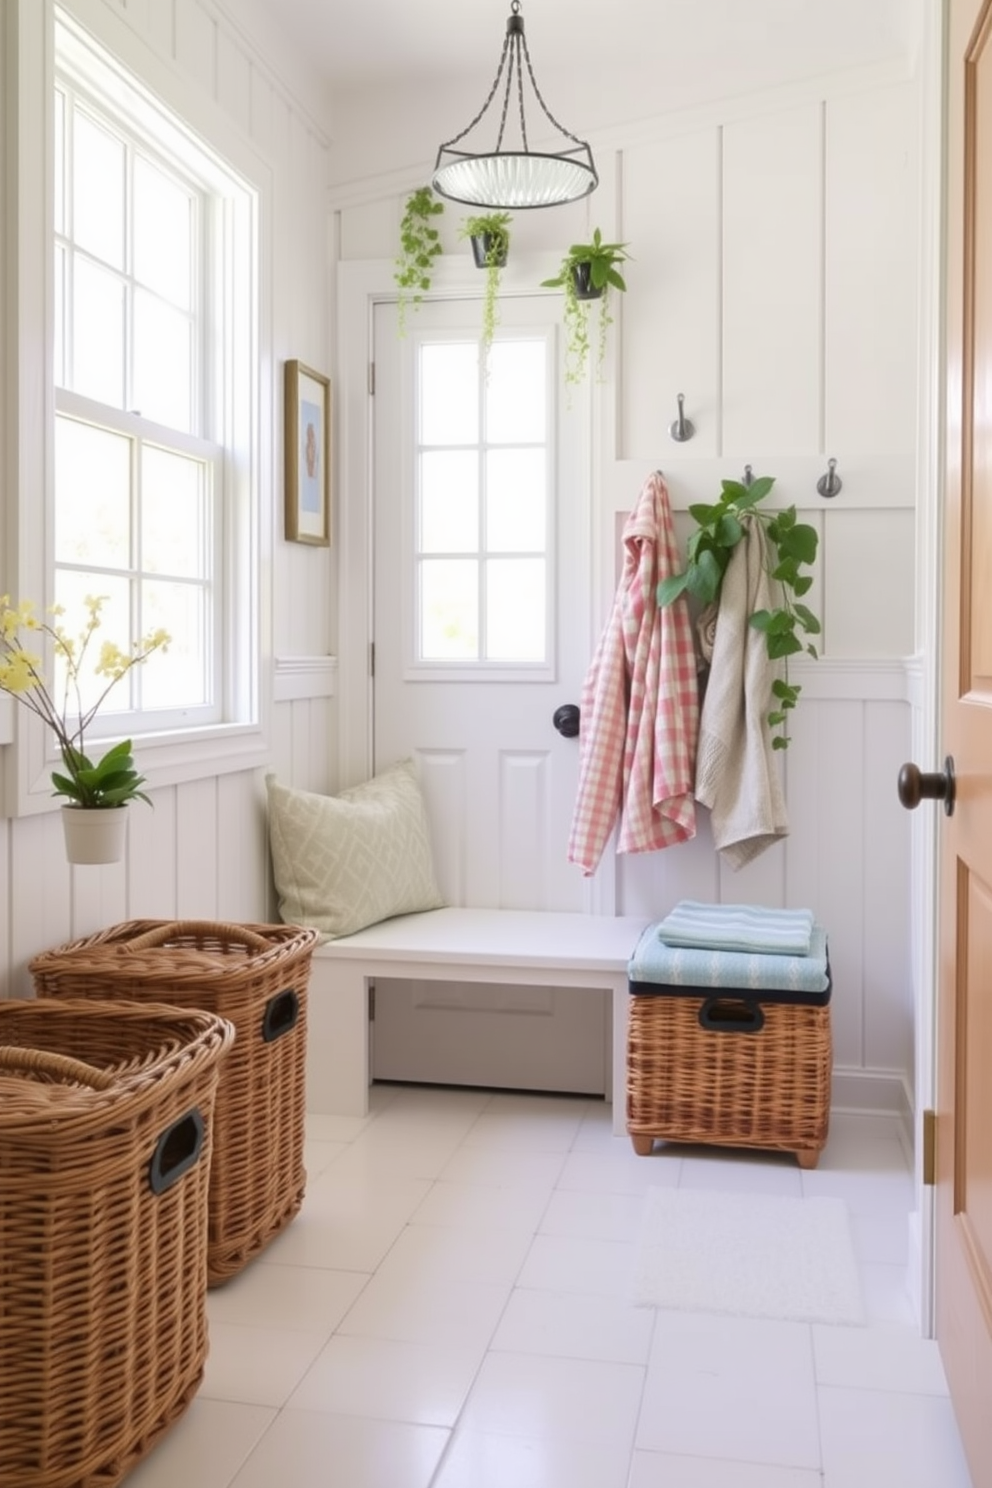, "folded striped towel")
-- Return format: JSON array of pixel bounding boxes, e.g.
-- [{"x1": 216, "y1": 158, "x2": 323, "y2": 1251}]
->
[
  {"x1": 655, "y1": 901, "x2": 816, "y2": 957},
  {"x1": 629, "y1": 922, "x2": 829, "y2": 994}
]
